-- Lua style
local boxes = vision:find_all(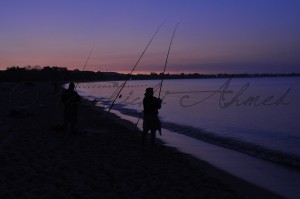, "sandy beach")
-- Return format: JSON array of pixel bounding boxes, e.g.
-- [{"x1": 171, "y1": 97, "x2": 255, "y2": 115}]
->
[{"x1": 0, "y1": 82, "x2": 282, "y2": 199}]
